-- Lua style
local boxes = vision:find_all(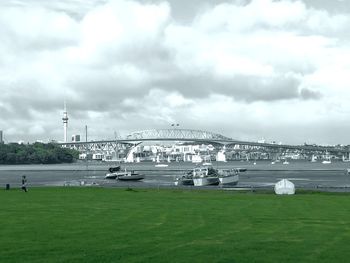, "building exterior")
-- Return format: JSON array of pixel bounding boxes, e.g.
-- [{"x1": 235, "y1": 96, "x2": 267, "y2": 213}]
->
[{"x1": 71, "y1": 134, "x2": 81, "y2": 142}]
